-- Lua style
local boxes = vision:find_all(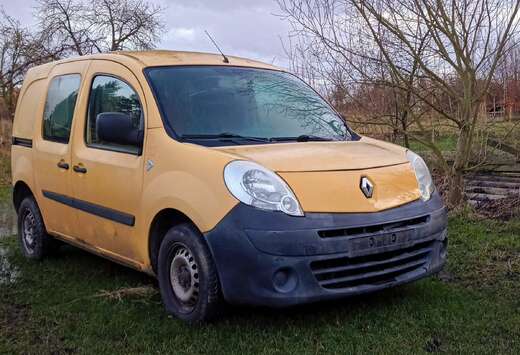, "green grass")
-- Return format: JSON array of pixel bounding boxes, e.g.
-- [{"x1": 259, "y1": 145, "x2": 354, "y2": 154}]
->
[
  {"x1": 402, "y1": 119, "x2": 520, "y2": 157},
  {"x1": 408, "y1": 135, "x2": 458, "y2": 153},
  {"x1": 0, "y1": 186, "x2": 10, "y2": 203},
  {"x1": 1, "y1": 216, "x2": 519, "y2": 354}
]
